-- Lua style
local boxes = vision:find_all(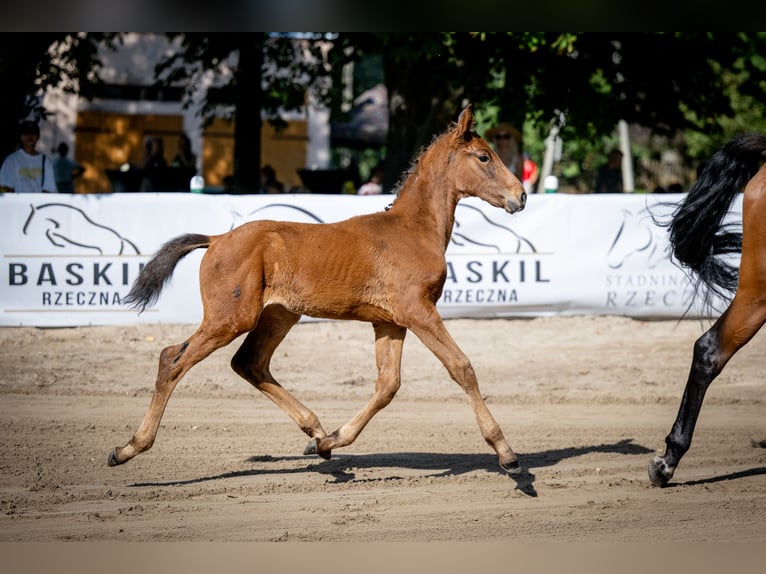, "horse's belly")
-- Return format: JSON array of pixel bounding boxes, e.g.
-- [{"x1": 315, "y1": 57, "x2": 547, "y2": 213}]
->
[{"x1": 266, "y1": 291, "x2": 393, "y2": 323}]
